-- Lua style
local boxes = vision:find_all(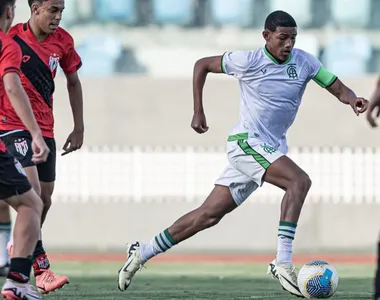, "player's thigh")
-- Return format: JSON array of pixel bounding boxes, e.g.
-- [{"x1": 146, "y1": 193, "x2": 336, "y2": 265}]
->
[
  {"x1": 6, "y1": 189, "x2": 43, "y2": 214},
  {"x1": 0, "y1": 131, "x2": 35, "y2": 169},
  {"x1": 0, "y1": 150, "x2": 32, "y2": 207},
  {"x1": 263, "y1": 156, "x2": 310, "y2": 190},
  {"x1": 214, "y1": 163, "x2": 258, "y2": 208},
  {"x1": 37, "y1": 137, "x2": 56, "y2": 196},
  {"x1": 24, "y1": 166, "x2": 41, "y2": 195},
  {"x1": 0, "y1": 201, "x2": 10, "y2": 220},
  {"x1": 228, "y1": 138, "x2": 285, "y2": 189},
  {"x1": 0, "y1": 131, "x2": 41, "y2": 194}
]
